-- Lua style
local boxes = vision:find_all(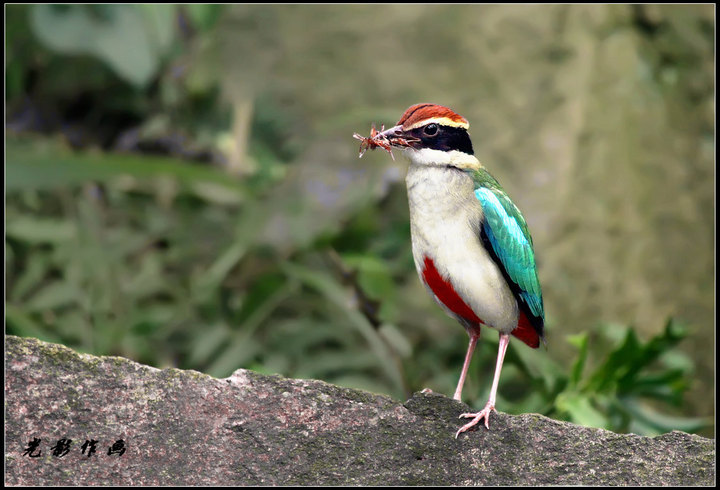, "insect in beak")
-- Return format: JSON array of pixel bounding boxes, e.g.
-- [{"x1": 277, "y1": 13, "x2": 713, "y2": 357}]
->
[{"x1": 353, "y1": 124, "x2": 419, "y2": 160}]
